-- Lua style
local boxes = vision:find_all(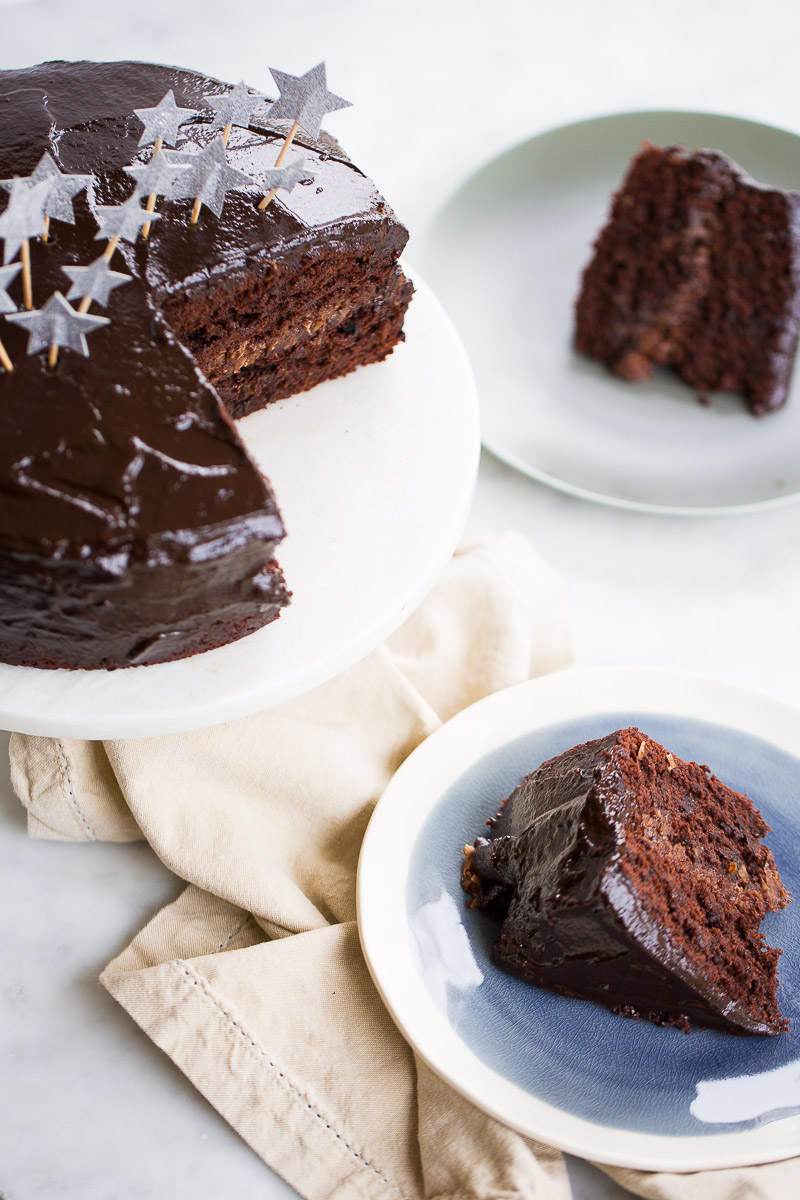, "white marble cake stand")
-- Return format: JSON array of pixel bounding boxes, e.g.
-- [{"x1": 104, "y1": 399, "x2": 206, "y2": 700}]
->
[{"x1": 0, "y1": 269, "x2": 480, "y2": 739}]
